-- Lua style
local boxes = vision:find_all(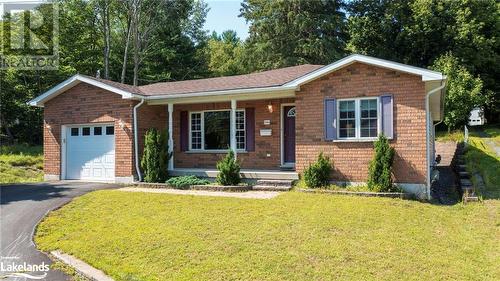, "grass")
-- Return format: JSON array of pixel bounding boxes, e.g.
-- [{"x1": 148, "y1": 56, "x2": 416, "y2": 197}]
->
[
  {"x1": 36, "y1": 191, "x2": 499, "y2": 281},
  {"x1": 464, "y1": 128, "x2": 500, "y2": 199},
  {"x1": 436, "y1": 130, "x2": 465, "y2": 142},
  {"x1": 0, "y1": 144, "x2": 43, "y2": 184}
]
